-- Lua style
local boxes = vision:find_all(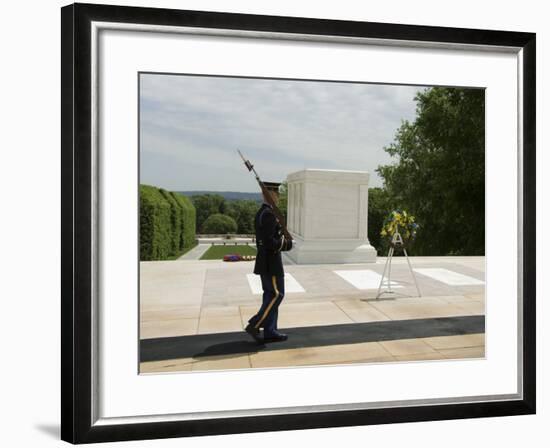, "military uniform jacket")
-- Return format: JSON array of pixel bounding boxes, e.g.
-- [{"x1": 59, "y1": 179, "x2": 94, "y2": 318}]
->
[{"x1": 253, "y1": 203, "x2": 292, "y2": 277}]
